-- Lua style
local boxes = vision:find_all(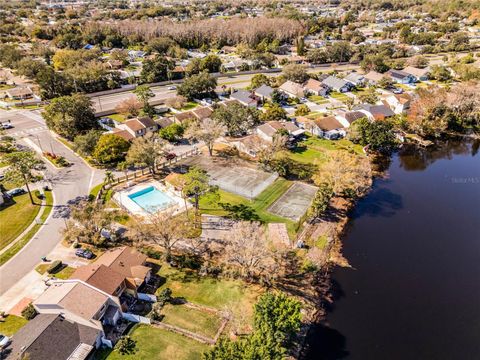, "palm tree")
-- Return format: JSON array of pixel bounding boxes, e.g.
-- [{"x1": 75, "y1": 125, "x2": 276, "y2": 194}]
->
[{"x1": 103, "y1": 170, "x2": 115, "y2": 188}]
